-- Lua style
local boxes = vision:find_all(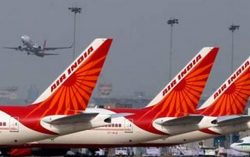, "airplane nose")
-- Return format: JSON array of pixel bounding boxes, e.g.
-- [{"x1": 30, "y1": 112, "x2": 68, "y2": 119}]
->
[
  {"x1": 230, "y1": 143, "x2": 242, "y2": 151},
  {"x1": 21, "y1": 35, "x2": 29, "y2": 41},
  {"x1": 230, "y1": 143, "x2": 236, "y2": 149},
  {"x1": 21, "y1": 36, "x2": 26, "y2": 41}
]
